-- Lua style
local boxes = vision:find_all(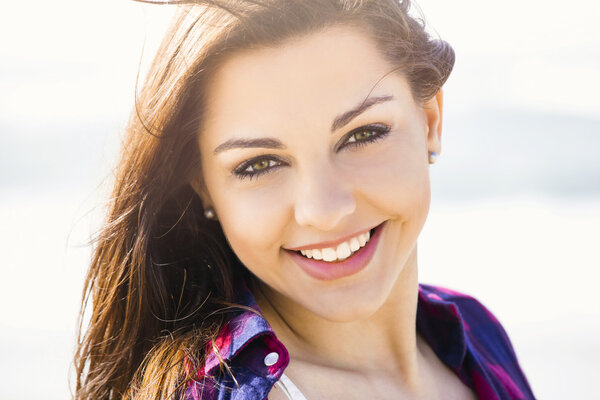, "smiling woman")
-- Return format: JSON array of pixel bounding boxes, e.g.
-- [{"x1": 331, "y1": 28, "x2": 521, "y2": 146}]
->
[
  {"x1": 194, "y1": 29, "x2": 438, "y2": 325},
  {"x1": 73, "y1": 1, "x2": 535, "y2": 399}
]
